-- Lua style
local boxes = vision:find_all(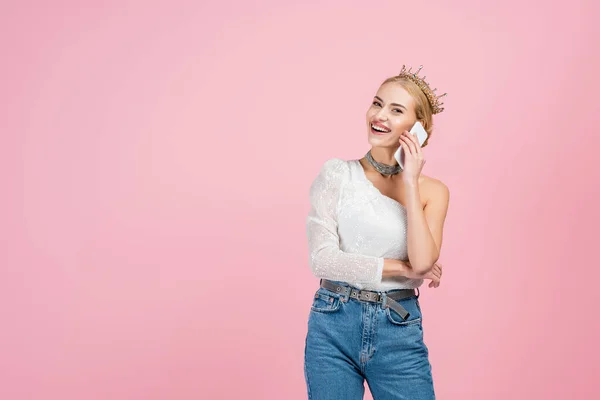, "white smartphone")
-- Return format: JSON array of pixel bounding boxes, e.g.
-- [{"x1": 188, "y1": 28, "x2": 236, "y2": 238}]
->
[{"x1": 394, "y1": 121, "x2": 428, "y2": 169}]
